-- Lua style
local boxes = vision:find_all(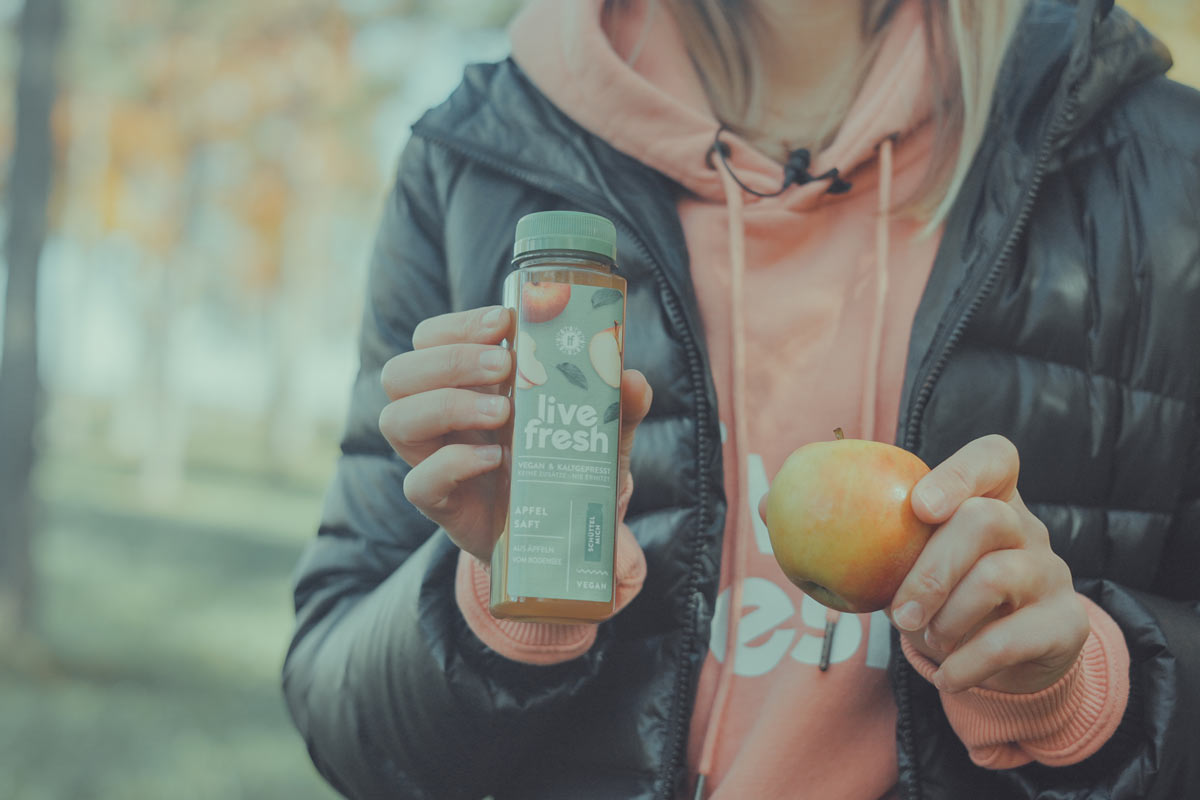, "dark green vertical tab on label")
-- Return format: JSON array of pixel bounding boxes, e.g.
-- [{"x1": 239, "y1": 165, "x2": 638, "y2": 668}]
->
[{"x1": 585, "y1": 503, "x2": 603, "y2": 562}]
